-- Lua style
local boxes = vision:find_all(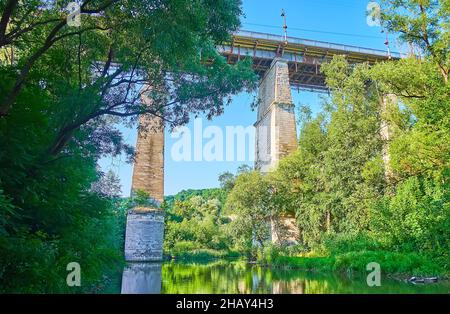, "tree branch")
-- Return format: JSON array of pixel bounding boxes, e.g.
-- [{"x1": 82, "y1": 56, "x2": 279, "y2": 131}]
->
[
  {"x1": 0, "y1": 0, "x2": 119, "y2": 117},
  {"x1": 0, "y1": 0, "x2": 18, "y2": 43}
]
